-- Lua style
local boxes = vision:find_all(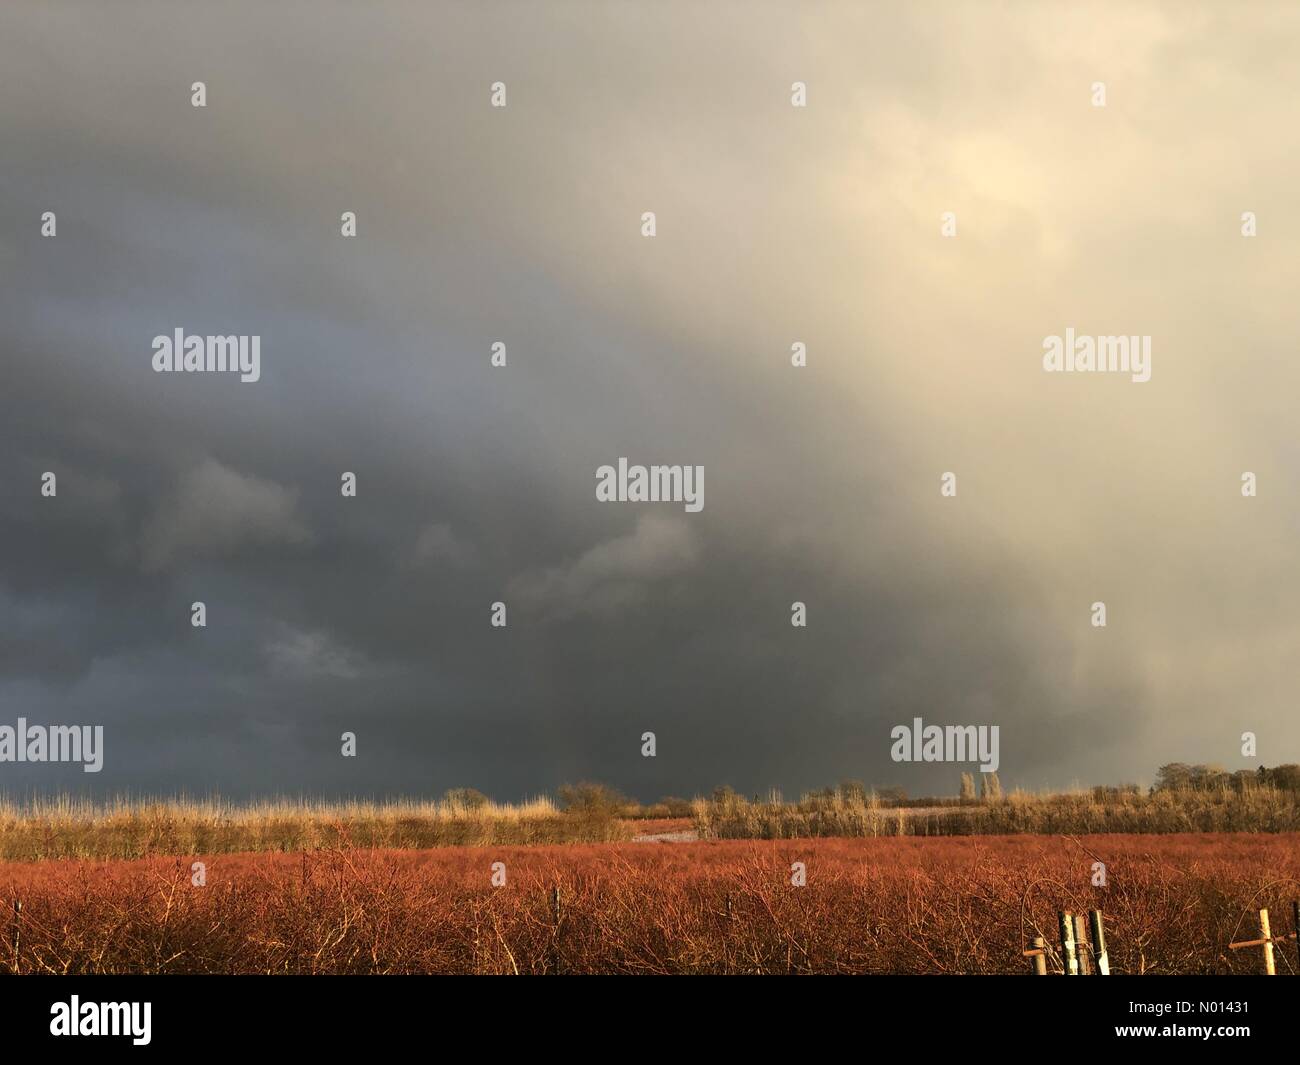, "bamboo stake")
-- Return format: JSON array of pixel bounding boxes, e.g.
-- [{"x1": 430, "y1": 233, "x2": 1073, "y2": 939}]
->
[
  {"x1": 1058, "y1": 911, "x2": 1078, "y2": 975},
  {"x1": 10, "y1": 899, "x2": 20, "y2": 975},
  {"x1": 1073, "y1": 913, "x2": 1091, "y2": 975},
  {"x1": 1089, "y1": 909, "x2": 1110, "y2": 975}
]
